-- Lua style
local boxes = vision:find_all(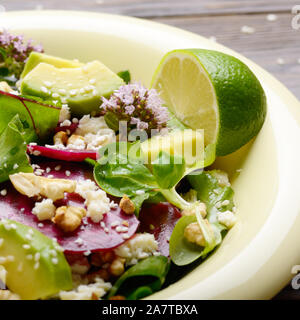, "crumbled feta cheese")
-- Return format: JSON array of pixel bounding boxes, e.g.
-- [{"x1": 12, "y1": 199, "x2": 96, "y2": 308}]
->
[
  {"x1": 217, "y1": 210, "x2": 237, "y2": 229},
  {"x1": 114, "y1": 233, "x2": 159, "y2": 266},
  {"x1": 59, "y1": 104, "x2": 71, "y2": 122},
  {"x1": 60, "y1": 119, "x2": 72, "y2": 127},
  {"x1": 75, "y1": 115, "x2": 110, "y2": 136},
  {"x1": 59, "y1": 277, "x2": 111, "y2": 300},
  {"x1": 211, "y1": 170, "x2": 230, "y2": 187},
  {"x1": 32, "y1": 198, "x2": 56, "y2": 221}
]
